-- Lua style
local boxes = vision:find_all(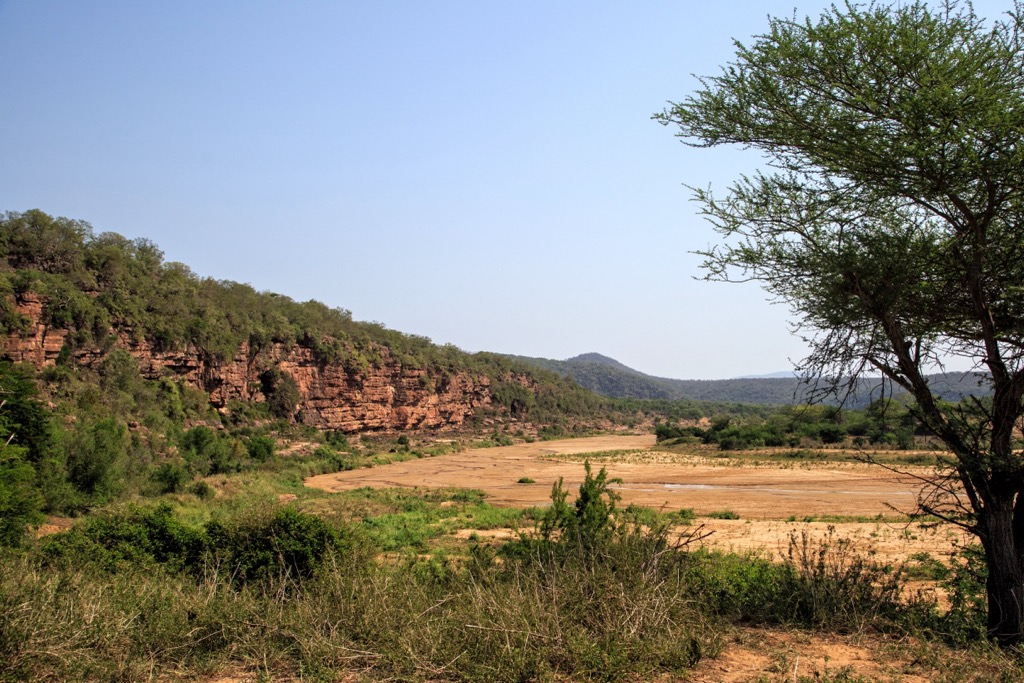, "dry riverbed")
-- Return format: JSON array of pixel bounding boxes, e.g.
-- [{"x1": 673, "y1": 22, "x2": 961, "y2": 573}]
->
[{"x1": 306, "y1": 434, "x2": 964, "y2": 565}]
